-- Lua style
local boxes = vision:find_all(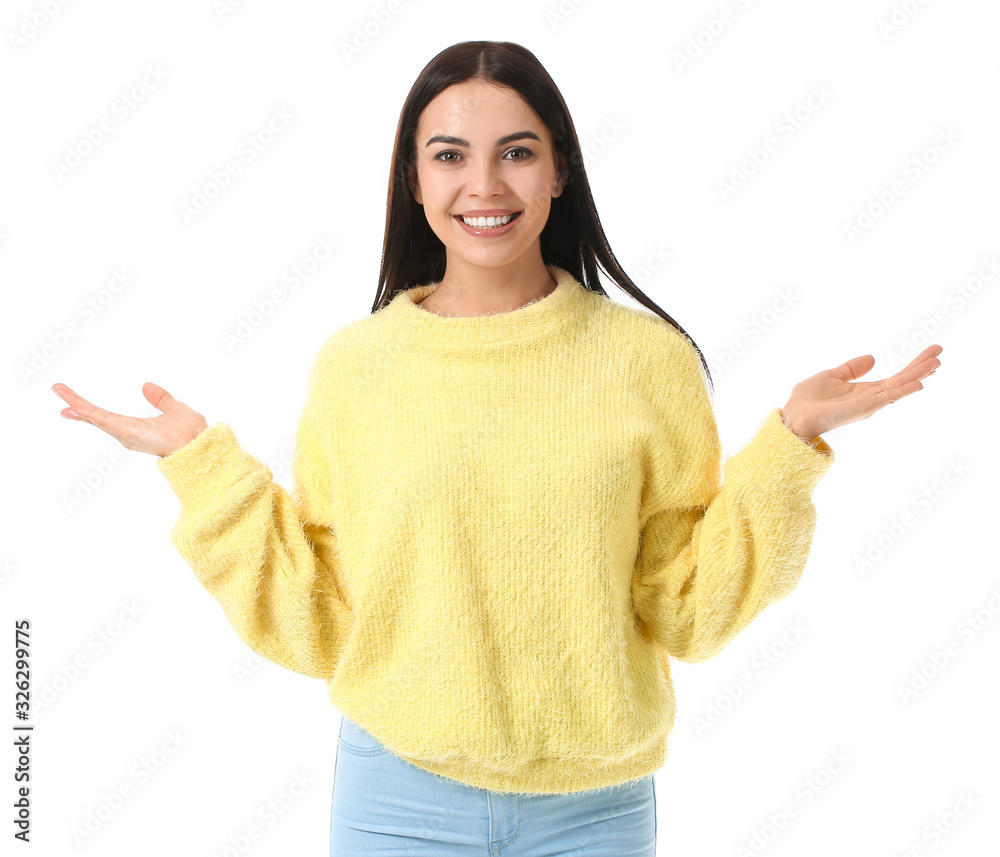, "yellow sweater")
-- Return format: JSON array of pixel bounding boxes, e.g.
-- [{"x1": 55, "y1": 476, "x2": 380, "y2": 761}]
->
[{"x1": 157, "y1": 264, "x2": 835, "y2": 795}]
